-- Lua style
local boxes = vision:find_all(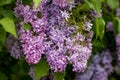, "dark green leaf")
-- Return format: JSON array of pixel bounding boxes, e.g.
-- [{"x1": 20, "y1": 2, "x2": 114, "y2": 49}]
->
[
  {"x1": 0, "y1": 17, "x2": 17, "y2": 38},
  {"x1": 113, "y1": 17, "x2": 120, "y2": 34},
  {"x1": 84, "y1": 0, "x2": 102, "y2": 17},
  {"x1": 0, "y1": 0, "x2": 12, "y2": 6},
  {"x1": 92, "y1": 0, "x2": 101, "y2": 16},
  {"x1": 84, "y1": 0, "x2": 94, "y2": 9},
  {"x1": 0, "y1": 9, "x2": 17, "y2": 21},
  {"x1": 107, "y1": 0, "x2": 119, "y2": 10},
  {"x1": 34, "y1": 58, "x2": 49, "y2": 80},
  {"x1": 0, "y1": 27, "x2": 6, "y2": 52},
  {"x1": 23, "y1": 23, "x2": 31, "y2": 30},
  {"x1": 0, "y1": 27, "x2": 6, "y2": 45},
  {"x1": 53, "y1": 71, "x2": 66, "y2": 80}
]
